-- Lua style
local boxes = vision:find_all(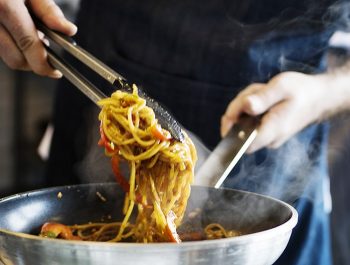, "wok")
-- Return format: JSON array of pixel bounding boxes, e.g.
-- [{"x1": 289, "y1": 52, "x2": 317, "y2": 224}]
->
[{"x1": 0, "y1": 183, "x2": 297, "y2": 265}]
